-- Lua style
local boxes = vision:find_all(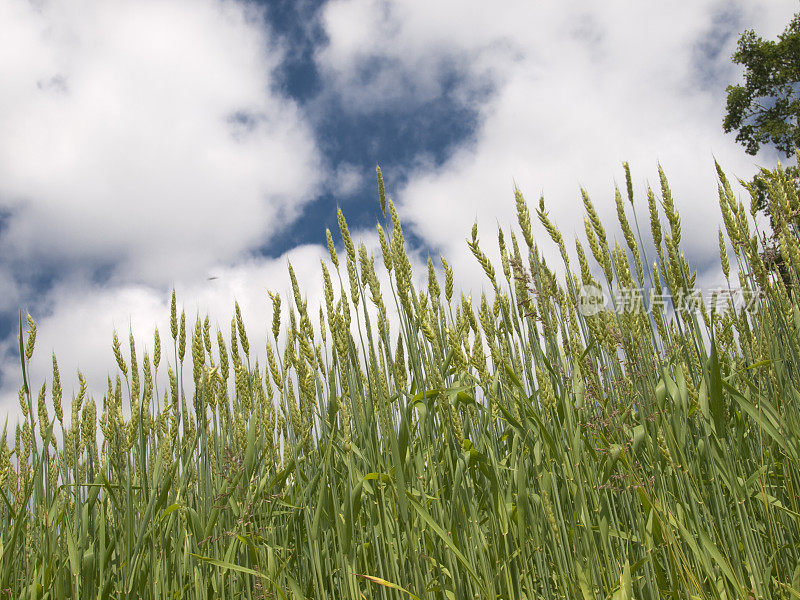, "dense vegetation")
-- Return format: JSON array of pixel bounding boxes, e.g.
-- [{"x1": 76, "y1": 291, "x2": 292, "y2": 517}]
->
[
  {"x1": 3, "y1": 161, "x2": 800, "y2": 599},
  {"x1": 724, "y1": 9, "x2": 800, "y2": 223},
  {"x1": 724, "y1": 11, "x2": 800, "y2": 158}
]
